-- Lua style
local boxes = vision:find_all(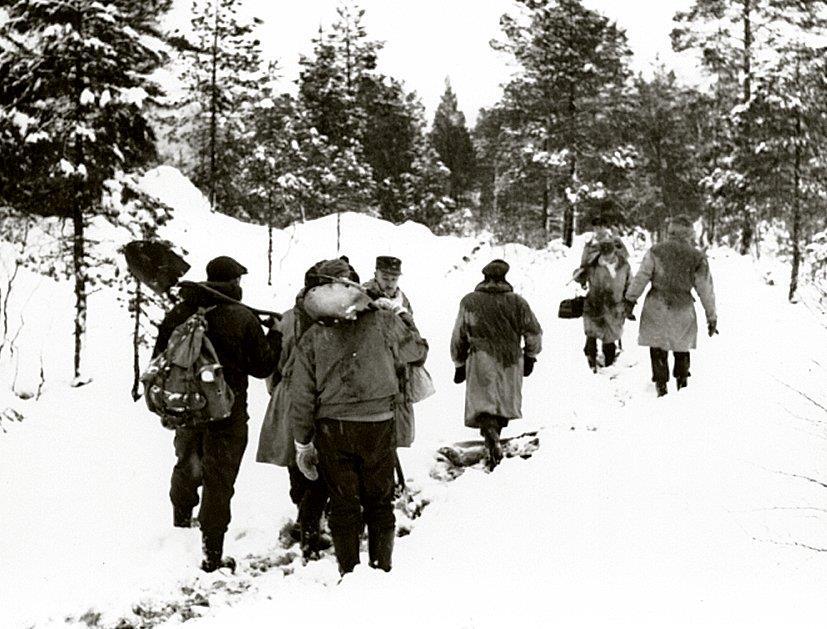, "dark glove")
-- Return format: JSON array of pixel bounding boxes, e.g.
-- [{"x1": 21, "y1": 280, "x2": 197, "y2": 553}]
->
[
  {"x1": 707, "y1": 319, "x2": 718, "y2": 337},
  {"x1": 623, "y1": 299, "x2": 637, "y2": 321},
  {"x1": 453, "y1": 365, "x2": 466, "y2": 384},
  {"x1": 523, "y1": 355, "x2": 536, "y2": 377}
]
